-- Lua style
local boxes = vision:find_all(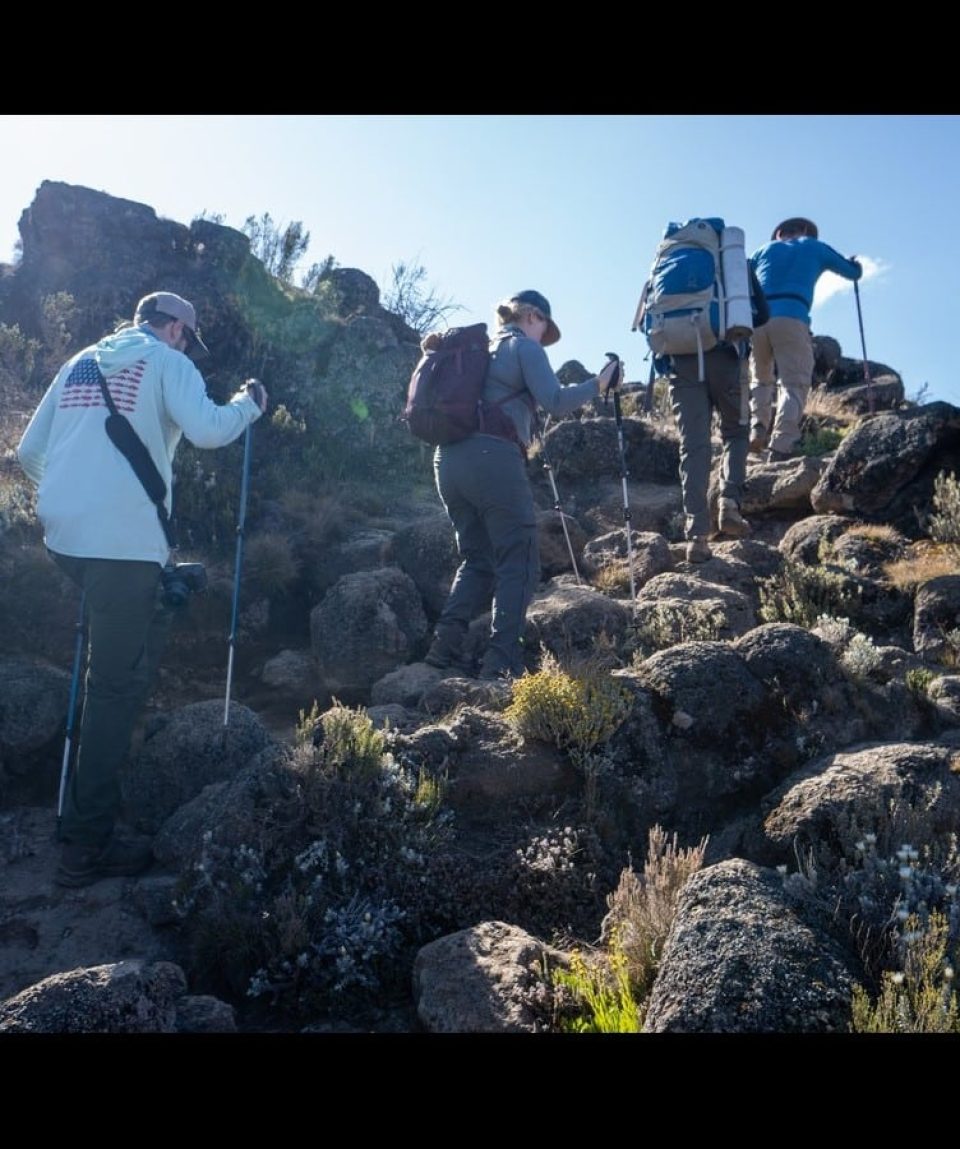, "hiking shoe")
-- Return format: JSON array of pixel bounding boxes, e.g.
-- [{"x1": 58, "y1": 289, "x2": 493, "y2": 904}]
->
[
  {"x1": 748, "y1": 424, "x2": 768, "y2": 453},
  {"x1": 55, "y1": 843, "x2": 103, "y2": 888},
  {"x1": 424, "y1": 624, "x2": 465, "y2": 670},
  {"x1": 686, "y1": 538, "x2": 712, "y2": 563},
  {"x1": 56, "y1": 834, "x2": 154, "y2": 888},
  {"x1": 98, "y1": 834, "x2": 154, "y2": 879},
  {"x1": 717, "y1": 498, "x2": 751, "y2": 539},
  {"x1": 477, "y1": 652, "x2": 517, "y2": 682}
]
